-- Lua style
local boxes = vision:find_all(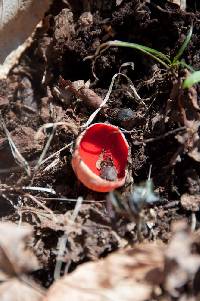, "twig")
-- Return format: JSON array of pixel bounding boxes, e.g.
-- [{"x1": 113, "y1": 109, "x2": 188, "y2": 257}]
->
[
  {"x1": 64, "y1": 196, "x2": 83, "y2": 274},
  {"x1": 25, "y1": 194, "x2": 57, "y2": 222},
  {"x1": 43, "y1": 157, "x2": 60, "y2": 172},
  {"x1": 54, "y1": 196, "x2": 83, "y2": 279},
  {"x1": 82, "y1": 73, "x2": 119, "y2": 128},
  {"x1": 0, "y1": 184, "x2": 56, "y2": 195},
  {"x1": 70, "y1": 196, "x2": 83, "y2": 221},
  {"x1": 39, "y1": 142, "x2": 73, "y2": 167},
  {"x1": 53, "y1": 233, "x2": 68, "y2": 280},
  {"x1": 34, "y1": 125, "x2": 56, "y2": 172},
  {"x1": 35, "y1": 122, "x2": 78, "y2": 138},
  {"x1": 22, "y1": 186, "x2": 56, "y2": 195},
  {"x1": 38, "y1": 196, "x2": 105, "y2": 203},
  {"x1": 132, "y1": 126, "x2": 186, "y2": 145},
  {"x1": 83, "y1": 62, "x2": 147, "y2": 128},
  {"x1": 118, "y1": 62, "x2": 145, "y2": 104},
  {"x1": 34, "y1": 121, "x2": 77, "y2": 173},
  {"x1": 163, "y1": 200, "x2": 180, "y2": 209},
  {"x1": 119, "y1": 73, "x2": 146, "y2": 106},
  {"x1": 191, "y1": 212, "x2": 196, "y2": 232}
]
